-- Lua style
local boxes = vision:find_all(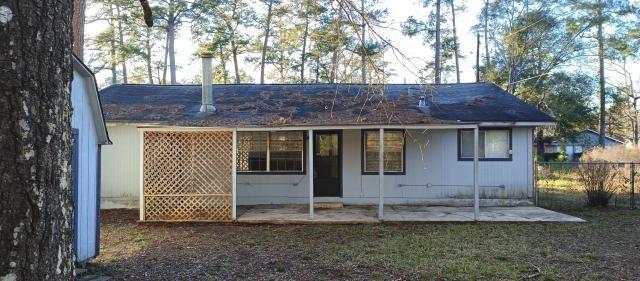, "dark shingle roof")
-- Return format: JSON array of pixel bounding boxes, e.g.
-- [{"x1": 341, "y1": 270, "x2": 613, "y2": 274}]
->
[{"x1": 99, "y1": 83, "x2": 554, "y2": 127}]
